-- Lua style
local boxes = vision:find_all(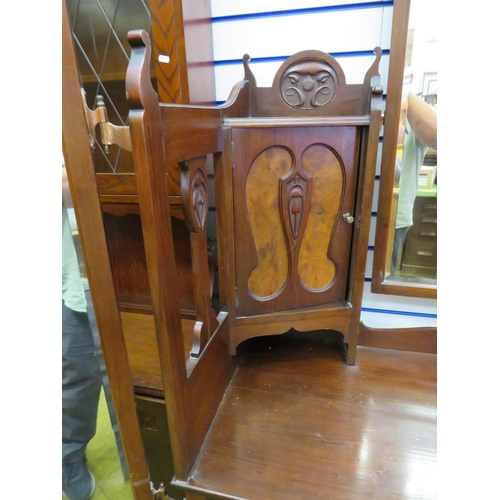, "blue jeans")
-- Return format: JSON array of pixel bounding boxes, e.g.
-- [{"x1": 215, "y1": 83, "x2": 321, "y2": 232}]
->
[
  {"x1": 391, "y1": 226, "x2": 410, "y2": 275},
  {"x1": 62, "y1": 291, "x2": 102, "y2": 464}
]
